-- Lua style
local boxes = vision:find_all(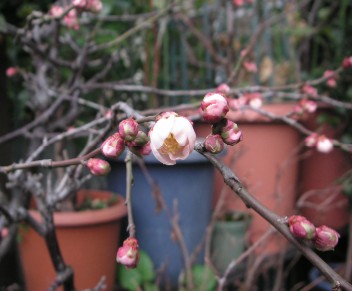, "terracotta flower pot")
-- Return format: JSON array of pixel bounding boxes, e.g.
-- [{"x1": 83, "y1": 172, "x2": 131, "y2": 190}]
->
[
  {"x1": 195, "y1": 103, "x2": 302, "y2": 255},
  {"x1": 19, "y1": 189, "x2": 127, "y2": 291},
  {"x1": 298, "y1": 108, "x2": 351, "y2": 229}
]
